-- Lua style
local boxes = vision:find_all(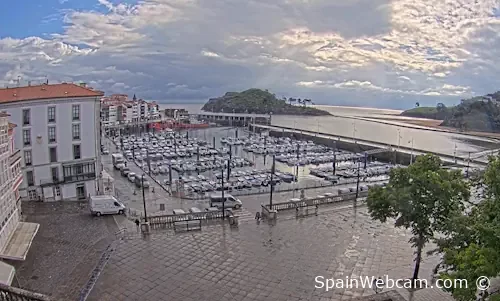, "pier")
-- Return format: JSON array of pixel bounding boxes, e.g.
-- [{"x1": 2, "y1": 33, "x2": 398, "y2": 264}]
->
[
  {"x1": 192, "y1": 112, "x2": 271, "y2": 126},
  {"x1": 250, "y1": 124, "x2": 487, "y2": 168}
]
